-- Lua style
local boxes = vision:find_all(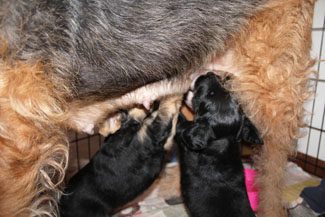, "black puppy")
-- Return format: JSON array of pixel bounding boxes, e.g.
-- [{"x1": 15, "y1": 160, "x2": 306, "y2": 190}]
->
[
  {"x1": 176, "y1": 73, "x2": 263, "y2": 217},
  {"x1": 59, "y1": 96, "x2": 181, "y2": 217}
]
